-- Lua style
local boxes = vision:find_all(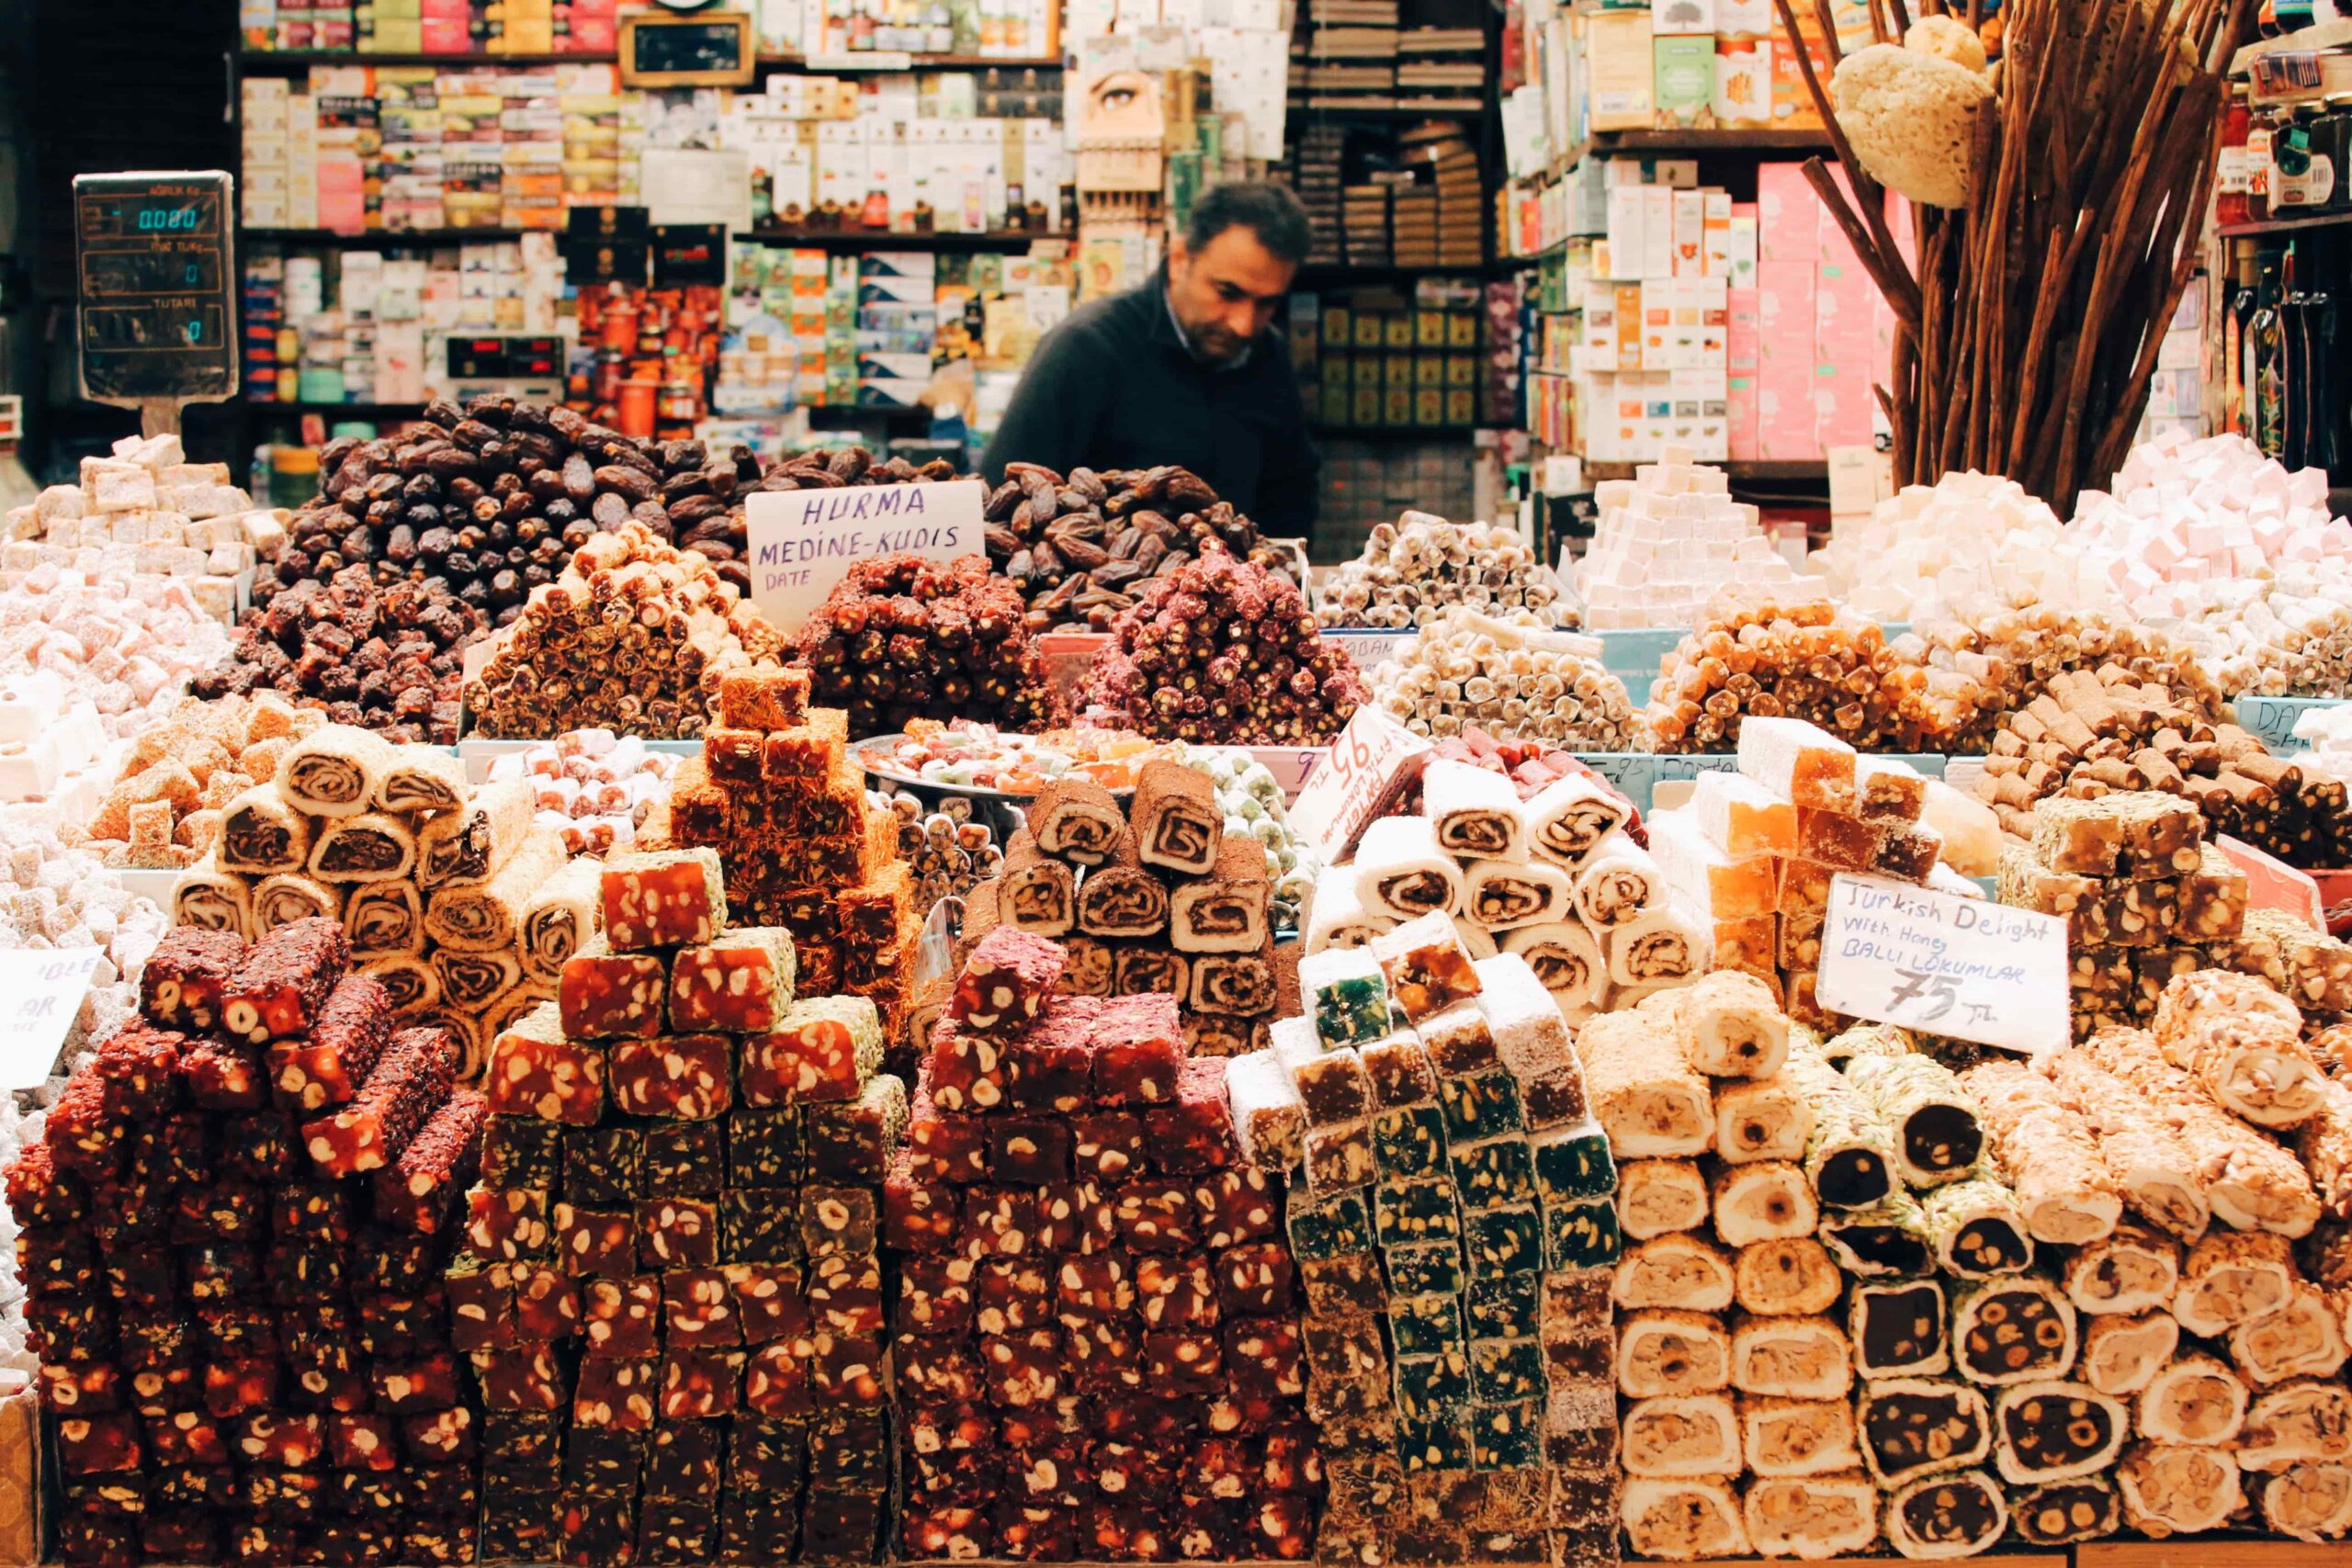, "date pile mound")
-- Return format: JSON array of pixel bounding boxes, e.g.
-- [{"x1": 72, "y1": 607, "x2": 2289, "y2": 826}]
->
[
  {"x1": 175, "y1": 725, "x2": 589, "y2": 1071},
  {"x1": 974, "y1": 760, "x2": 1291, "y2": 1058},
  {"x1": 9, "y1": 919, "x2": 487, "y2": 1568},
  {"x1": 1645, "y1": 589, "x2": 1923, "y2": 753},
  {"x1": 1316, "y1": 513, "x2": 1574, "y2": 632},
  {"x1": 1080, "y1": 549, "x2": 1368, "y2": 747},
  {"x1": 787, "y1": 553, "x2": 1068, "y2": 739},
  {"x1": 884, "y1": 925, "x2": 1321, "y2": 1560},
  {"x1": 985, "y1": 462, "x2": 1291, "y2": 634},
  {"x1": 646, "y1": 668, "x2": 920, "y2": 1046},
  {"x1": 1373, "y1": 607, "x2": 1638, "y2": 750},
  {"x1": 264, "y1": 394, "x2": 763, "y2": 610},
  {"x1": 466, "y1": 523, "x2": 787, "y2": 740},
  {"x1": 474, "y1": 845, "x2": 908, "y2": 1564},
  {"x1": 1218, "y1": 924, "x2": 1622, "y2": 1567},
  {"x1": 191, "y1": 566, "x2": 484, "y2": 746},
  {"x1": 1973, "y1": 663, "x2": 2352, "y2": 868}
]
